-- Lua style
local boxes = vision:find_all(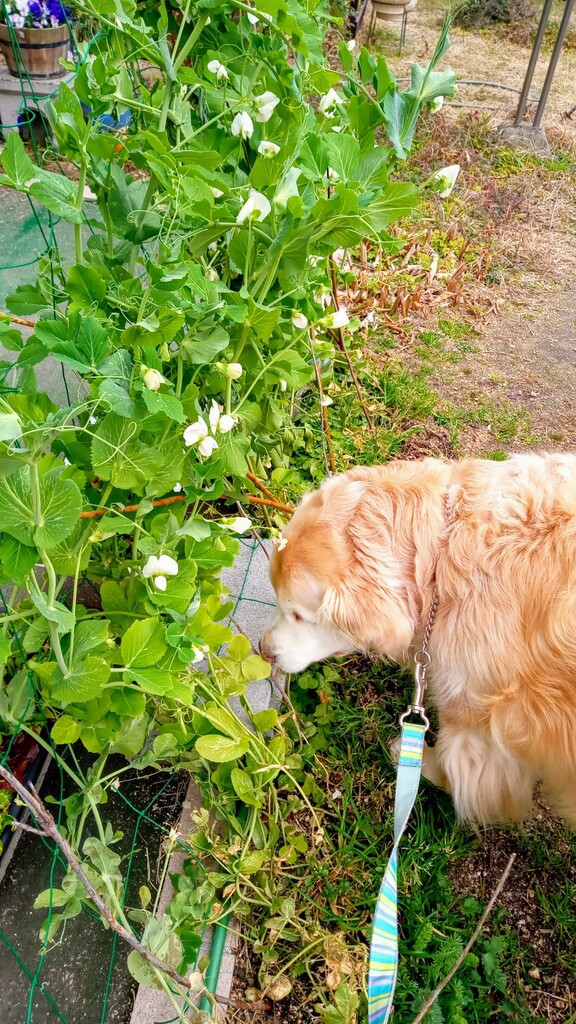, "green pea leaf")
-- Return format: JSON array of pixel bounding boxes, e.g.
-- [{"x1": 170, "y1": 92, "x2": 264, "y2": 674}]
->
[
  {"x1": 252, "y1": 708, "x2": 278, "y2": 732},
  {"x1": 51, "y1": 714, "x2": 82, "y2": 745},
  {"x1": 0, "y1": 412, "x2": 22, "y2": 442},
  {"x1": 109, "y1": 713, "x2": 148, "y2": 757},
  {"x1": 0, "y1": 132, "x2": 35, "y2": 188},
  {"x1": 227, "y1": 635, "x2": 252, "y2": 661},
  {"x1": 70, "y1": 619, "x2": 110, "y2": 660},
  {"x1": 128, "y1": 668, "x2": 173, "y2": 694},
  {"x1": 239, "y1": 850, "x2": 265, "y2": 874},
  {"x1": 67, "y1": 264, "x2": 106, "y2": 309},
  {"x1": 28, "y1": 588, "x2": 75, "y2": 634},
  {"x1": 50, "y1": 656, "x2": 111, "y2": 703},
  {"x1": 0, "y1": 535, "x2": 37, "y2": 584},
  {"x1": 242, "y1": 655, "x2": 272, "y2": 681},
  {"x1": 0, "y1": 467, "x2": 82, "y2": 549},
  {"x1": 230, "y1": 767, "x2": 262, "y2": 807},
  {"x1": 109, "y1": 688, "x2": 147, "y2": 716},
  {"x1": 121, "y1": 618, "x2": 167, "y2": 668},
  {"x1": 195, "y1": 734, "x2": 250, "y2": 763},
  {"x1": 141, "y1": 389, "x2": 186, "y2": 423}
]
